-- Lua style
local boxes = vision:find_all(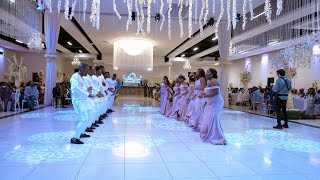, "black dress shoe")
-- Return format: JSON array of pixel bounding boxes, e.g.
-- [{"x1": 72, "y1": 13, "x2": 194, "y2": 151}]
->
[
  {"x1": 70, "y1": 138, "x2": 84, "y2": 144},
  {"x1": 85, "y1": 128, "x2": 94, "y2": 132},
  {"x1": 96, "y1": 120, "x2": 104, "y2": 124},
  {"x1": 273, "y1": 125, "x2": 283, "y2": 129},
  {"x1": 10, "y1": 109, "x2": 14, "y2": 112},
  {"x1": 92, "y1": 123, "x2": 99, "y2": 127},
  {"x1": 90, "y1": 126, "x2": 96, "y2": 129},
  {"x1": 282, "y1": 124, "x2": 289, "y2": 128},
  {"x1": 80, "y1": 133, "x2": 91, "y2": 138}
]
